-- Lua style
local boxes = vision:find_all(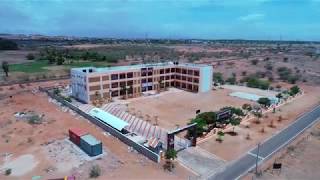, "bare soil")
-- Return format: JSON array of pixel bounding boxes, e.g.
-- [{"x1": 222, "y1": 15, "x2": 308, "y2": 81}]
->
[
  {"x1": 0, "y1": 81, "x2": 193, "y2": 180},
  {"x1": 198, "y1": 85, "x2": 320, "y2": 161}
]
